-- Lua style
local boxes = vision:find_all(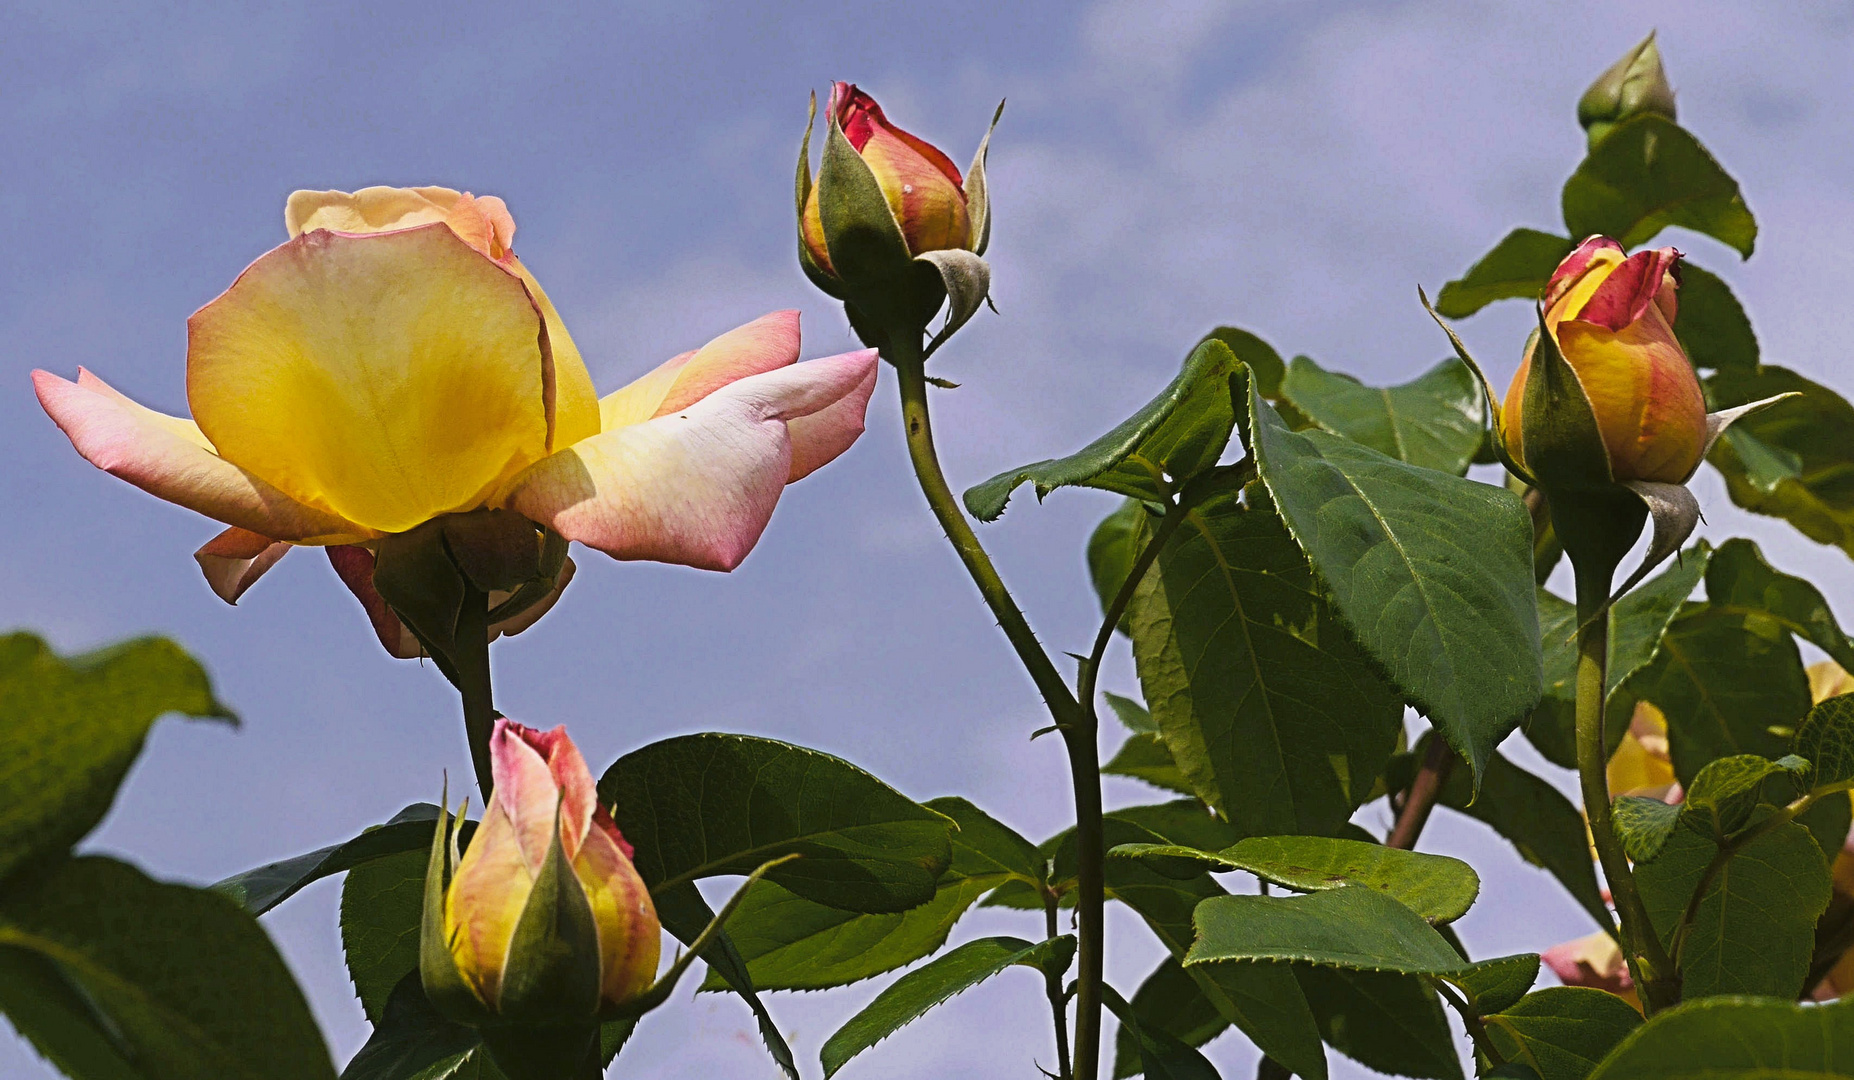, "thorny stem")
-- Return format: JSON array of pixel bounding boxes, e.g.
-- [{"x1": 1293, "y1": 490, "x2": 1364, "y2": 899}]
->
[
  {"x1": 1573, "y1": 574, "x2": 1680, "y2": 1013},
  {"x1": 1388, "y1": 735, "x2": 1456, "y2": 850},
  {"x1": 454, "y1": 581, "x2": 497, "y2": 803},
  {"x1": 1431, "y1": 977, "x2": 1504, "y2": 1068},
  {"x1": 889, "y1": 330, "x2": 1104, "y2": 1079},
  {"x1": 1045, "y1": 891, "x2": 1074, "y2": 1080}
]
